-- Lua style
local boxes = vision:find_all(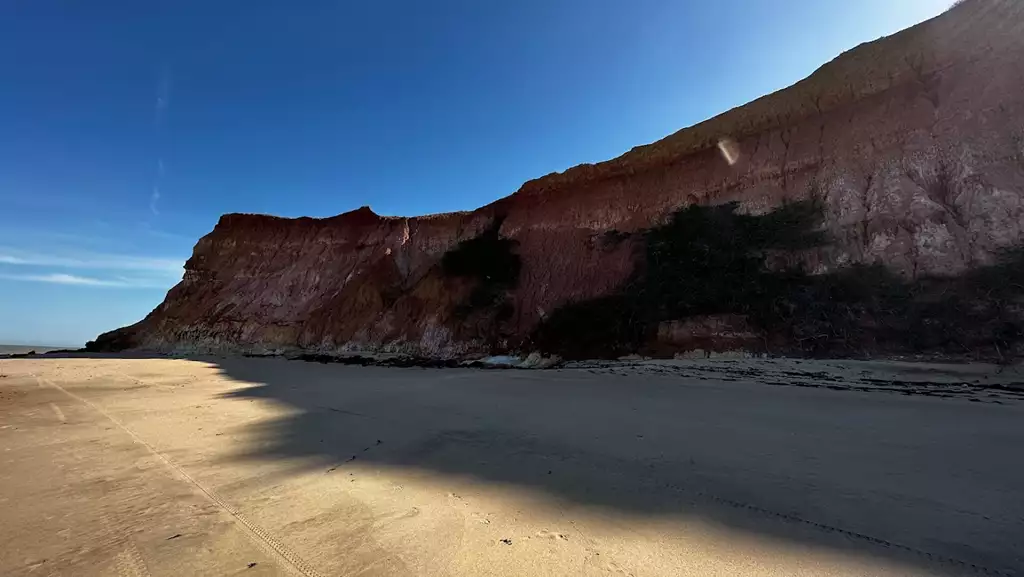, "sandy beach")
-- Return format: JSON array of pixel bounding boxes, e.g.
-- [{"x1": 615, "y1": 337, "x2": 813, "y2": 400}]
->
[{"x1": 1, "y1": 356, "x2": 1021, "y2": 576}]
